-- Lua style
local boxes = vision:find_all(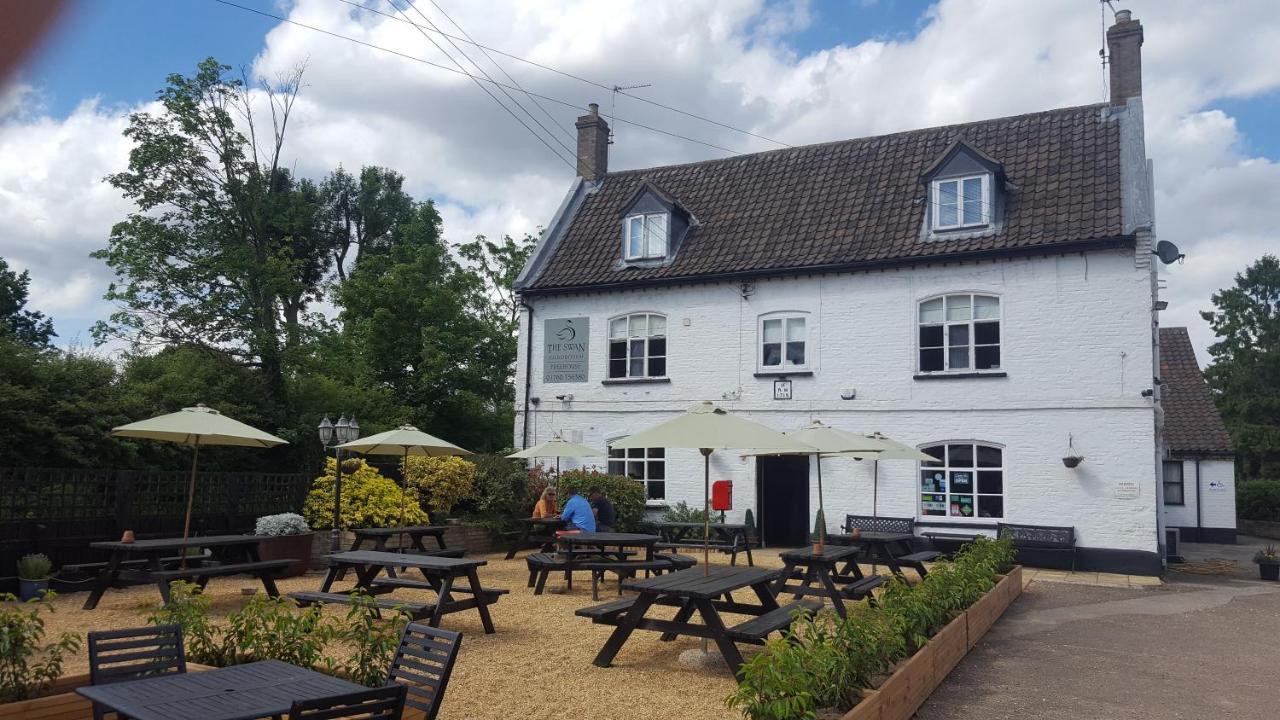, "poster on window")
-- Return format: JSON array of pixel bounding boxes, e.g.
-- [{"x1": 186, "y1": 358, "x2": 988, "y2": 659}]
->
[
  {"x1": 543, "y1": 318, "x2": 589, "y2": 382},
  {"x1": 950, "y1": 471, "x2": 973, "y2": 493},
  {"x1": 920, "y1": 472, "x2": 946, "y2": 493},
  {"x1": 950, "y1": 495, "x2": 975, "y2": 517},
  {"x1": 921, "y1": 494, "x2": 947, "y2": 515}
]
